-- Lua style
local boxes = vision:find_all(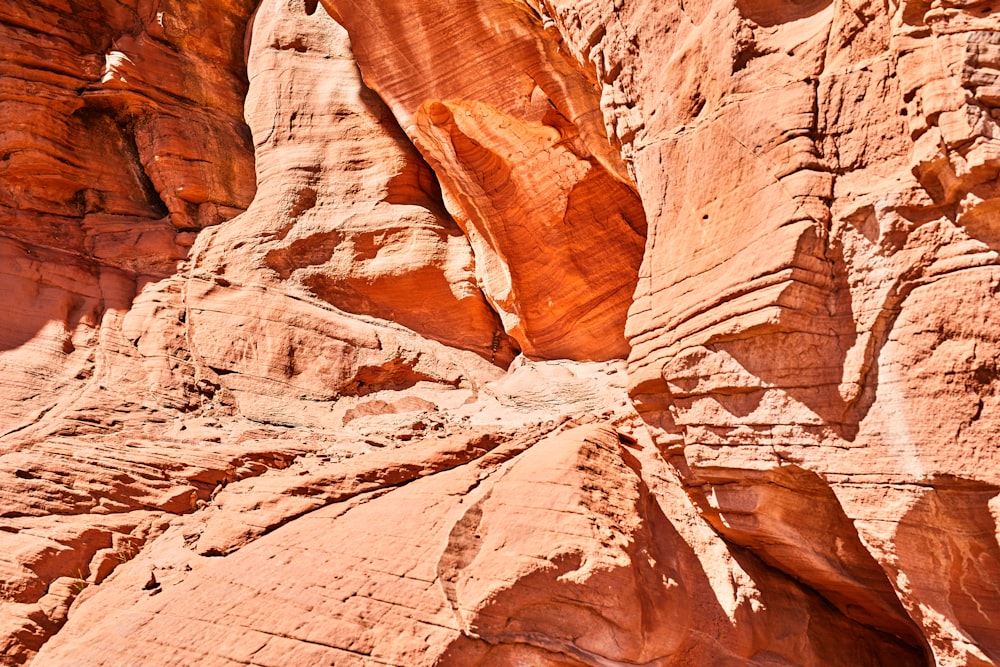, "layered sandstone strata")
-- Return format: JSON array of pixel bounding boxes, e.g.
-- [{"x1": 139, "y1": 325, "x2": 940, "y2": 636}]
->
[{"x1": 0, "y1": 0, "x2": 998, "y2": 665}]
